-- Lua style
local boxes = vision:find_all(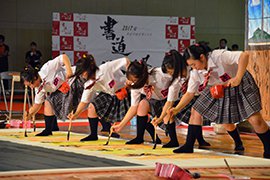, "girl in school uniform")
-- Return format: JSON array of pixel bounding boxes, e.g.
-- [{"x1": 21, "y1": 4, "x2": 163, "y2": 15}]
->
[
  {"x1": 172, "y1": 44, "x2": 270, "y2": 158},
  {"x1": 67, "y1": 56, "x2": 130, "y2": 141},
  {"x1": 150, "y1": 50, "x2": 210, "y2": 148},
  {"x1": 21, "y1": 54, "x2": 85, "y2": 136},
  {"x1": 111, "y1": 58, "x2": 170, "y2": 145},
  {"x1": 112, "y1": 50, "x2": 207, "y2": 146},
  {"x1": 169, "y1": 61, "x2": 244, "y2": 152}
]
